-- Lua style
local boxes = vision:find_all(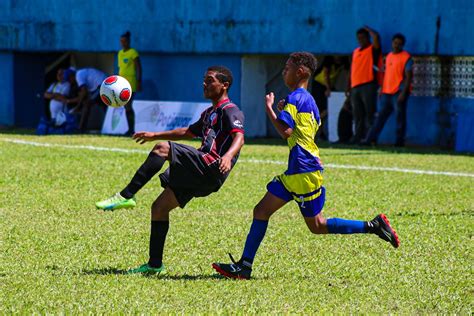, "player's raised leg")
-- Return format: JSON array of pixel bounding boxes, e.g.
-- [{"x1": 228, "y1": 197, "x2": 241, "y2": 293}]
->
[
  {"x1": 212, "y1": 191, "x2": 288, "y2": 280},
  {"x1": 127, "y1": 187, "x2": 179, "y2": 274},
  {"x1": 304, "y1": 213, "x2": 400, "y2": 248},
  {"x1": 301, "y1": 188, "x2": 399, "y2": 247},
  {"x1": 95, "y1": 141, "x2": 170, "y2": 211}
]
